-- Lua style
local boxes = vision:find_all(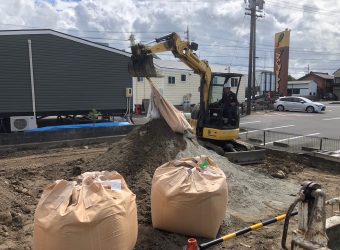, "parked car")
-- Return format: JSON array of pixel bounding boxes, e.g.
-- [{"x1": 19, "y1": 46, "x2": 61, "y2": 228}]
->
[
  {"x1": 274, "y1": 96, "x2": 326, "y2": 113},
  {"x1": 322, "y1": 93, "x2": 338, "y2": 101}
]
